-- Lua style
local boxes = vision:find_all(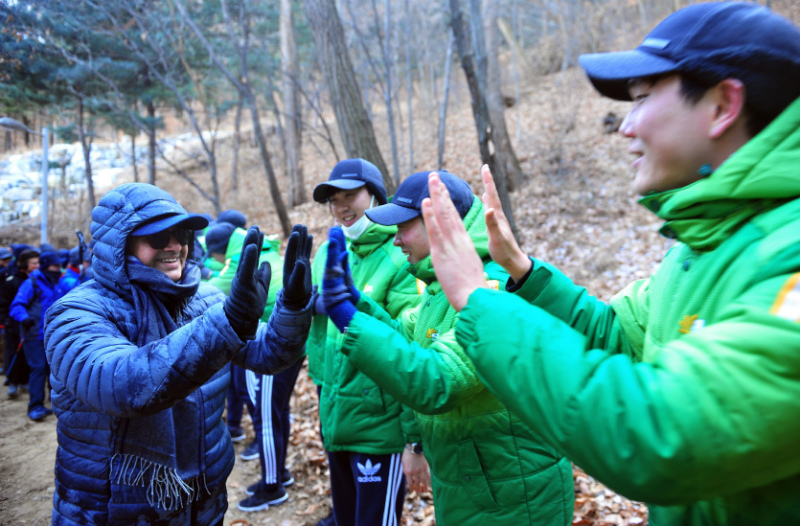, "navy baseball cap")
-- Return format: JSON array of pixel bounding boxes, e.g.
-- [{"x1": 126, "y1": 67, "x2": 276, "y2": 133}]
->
[
  {"x1": 131, "y1": 213, "x2": 209, "y2": 236},
  {"x1": 313, "y1": 158, "x2": 388, "y2": 205},
  {"x1": 39, "y1": 251, "x2": 61, "y2": 269},
  {"x1": 579, "y1": 2, "x2": 800, "y2": 105},
  {"x1": 366, "y1": 171, "x2": 474, "y2": 226}
]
